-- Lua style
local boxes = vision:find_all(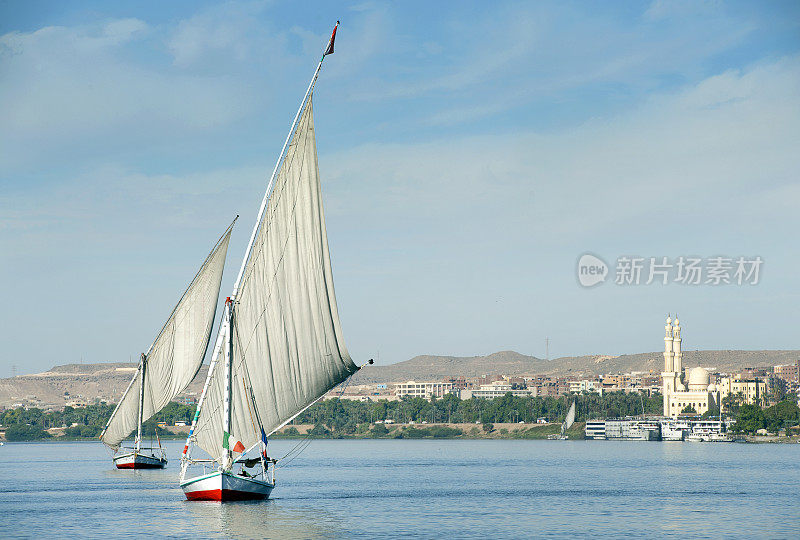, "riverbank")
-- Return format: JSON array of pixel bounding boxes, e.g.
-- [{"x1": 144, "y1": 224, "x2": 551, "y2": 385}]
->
[
  {"x1": 2, "y1": 422, "x2": 584, "y2": 442},
  {"x1": 268, "y1": 421, "x2": 587, "y2": 439},
  {"x1": 5, "y1": 420, "x2": 799, "y2": 443}
]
